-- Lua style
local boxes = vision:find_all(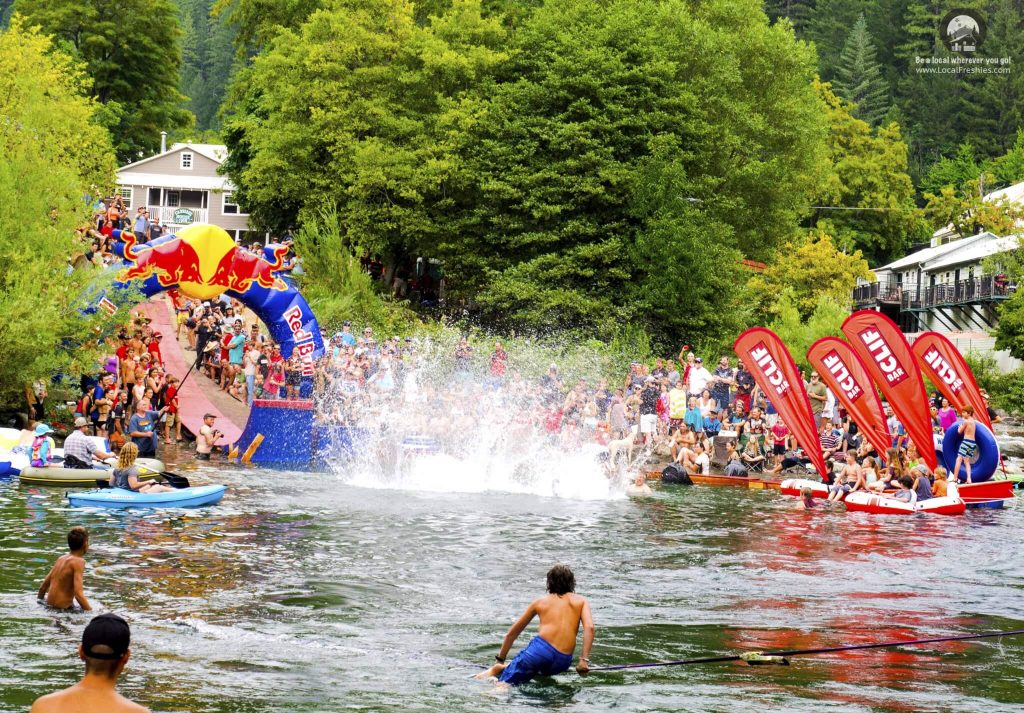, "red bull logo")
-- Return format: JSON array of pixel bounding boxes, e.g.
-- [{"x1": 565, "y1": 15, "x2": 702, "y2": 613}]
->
[
  {"x1": 858, "y1": 328, "x2": 908, "y2": 386},
  {"x1": 118, "y1": 224, "x2": 287, "y2": 300},
  {"x1": 922, "y1": 347, "x2": 965, "y2": 394},
  {"x1": 209, "y1": 244, "x2": 289, "y2": 293},
  {"x1": 821, "y1": 350, "x2": 863, "y2": 402},
  {"x1": 749, "y1": 341, "x2": 791, "y2": 397},
  {"x1": 119, "y1": 232, "x2": 203, "y2": 288}
]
